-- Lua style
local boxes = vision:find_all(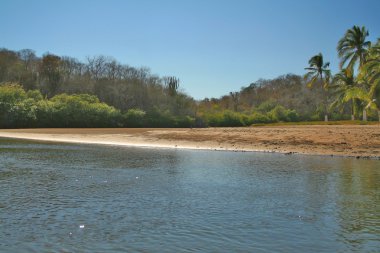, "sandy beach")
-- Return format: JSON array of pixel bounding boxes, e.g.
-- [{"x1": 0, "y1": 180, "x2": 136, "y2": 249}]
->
[{"x1": 0, "y1": 125, "x2": 379, "y2": 158}]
